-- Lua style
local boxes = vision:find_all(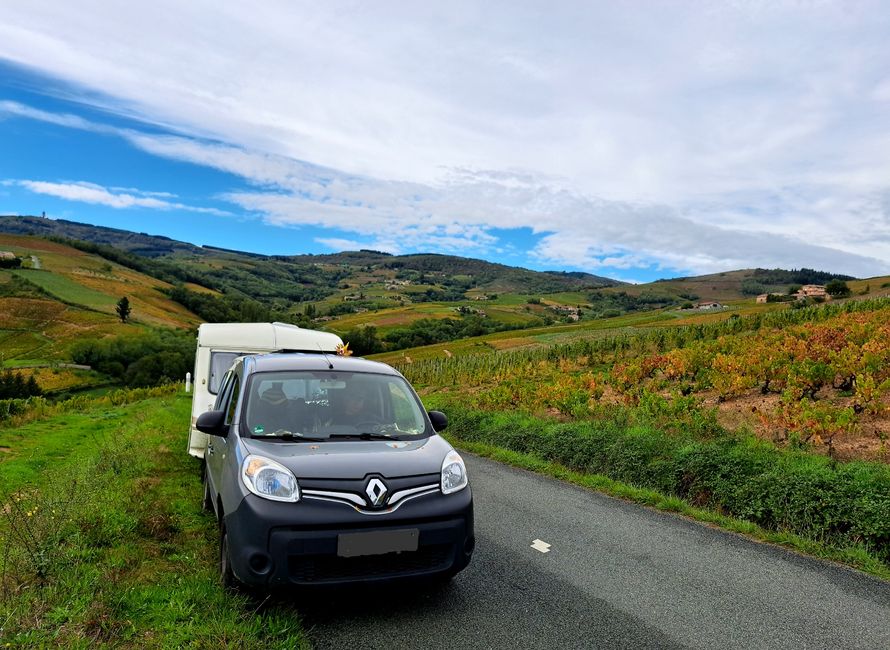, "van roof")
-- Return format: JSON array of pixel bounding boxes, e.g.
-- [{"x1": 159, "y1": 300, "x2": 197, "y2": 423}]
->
[
  {"x1": 197, "y1": 322, "x2": 343, "y2": 352},
  {"x1": 243, "y1": 353, "x2": 400, "y2": 376}
]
